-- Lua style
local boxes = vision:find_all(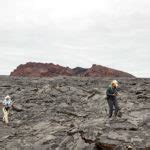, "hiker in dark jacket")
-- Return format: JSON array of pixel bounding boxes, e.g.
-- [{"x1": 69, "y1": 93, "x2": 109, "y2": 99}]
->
[{"x1": 106, "y1": 80, "x2": 120, "y2": 118}]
